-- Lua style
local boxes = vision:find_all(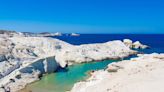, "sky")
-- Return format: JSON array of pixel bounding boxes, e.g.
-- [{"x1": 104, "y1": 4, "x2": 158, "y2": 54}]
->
[{"x1": 0, "y1": 0, "x2": 164, "y2": 34}]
